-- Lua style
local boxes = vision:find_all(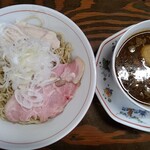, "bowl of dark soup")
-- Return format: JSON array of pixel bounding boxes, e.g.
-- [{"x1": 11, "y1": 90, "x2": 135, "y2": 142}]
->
[{"x1": 112, "y1": 20, "x2": 150, "y2": 111}]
